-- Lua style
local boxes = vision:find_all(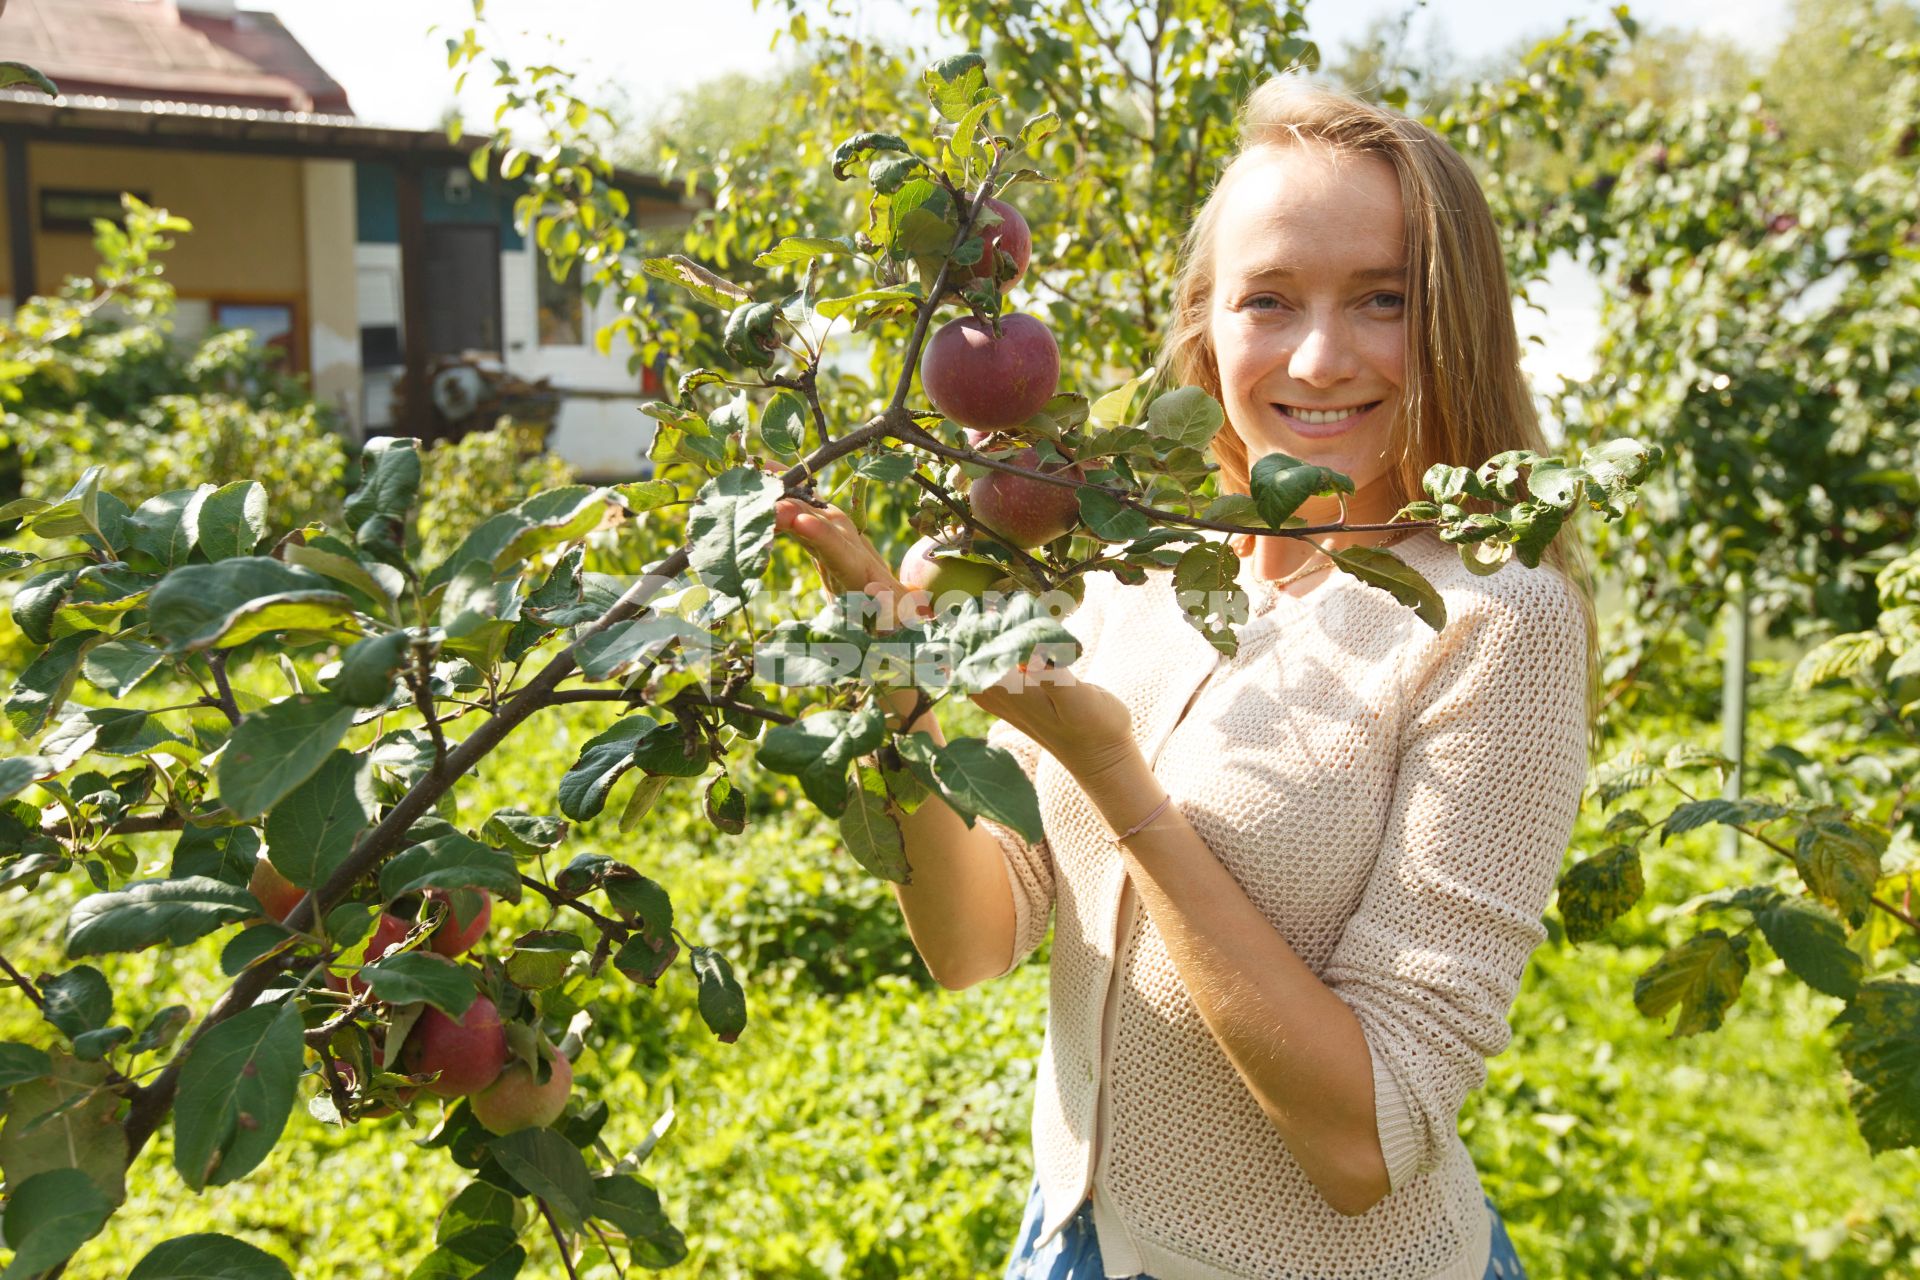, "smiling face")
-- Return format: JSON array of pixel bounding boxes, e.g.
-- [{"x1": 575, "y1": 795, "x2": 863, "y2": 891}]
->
[{"x1": 1207, "y1": 144, "x2": 1410, "y2": 524}]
